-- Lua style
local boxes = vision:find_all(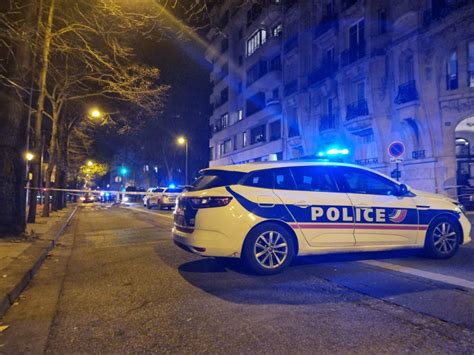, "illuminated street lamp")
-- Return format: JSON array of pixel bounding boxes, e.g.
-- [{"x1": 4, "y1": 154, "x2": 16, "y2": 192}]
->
[
  {"x1": 89, "y1": 108, "x2": 102, "y2": 119},
  {"x1": 177, "y1": 136, "x2": 188, "y2": 185},
  {"x1": 25, "y1": 152, "x2": 34, "y2": 161},
  {"x1": 87, "y1": 160, "x2": 94, "y2": 167}
]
